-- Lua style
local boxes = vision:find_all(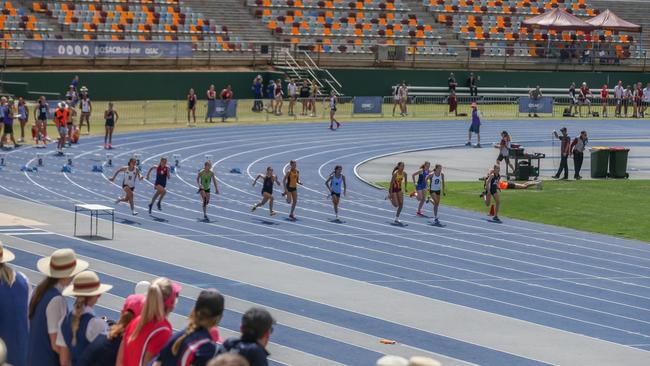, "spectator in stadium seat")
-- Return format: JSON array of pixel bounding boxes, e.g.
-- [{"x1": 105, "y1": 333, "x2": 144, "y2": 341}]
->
[
  {"x1": 221, "y1": 307, "x2": 275, "y2": 366},
  {"x1": 447, "y1": 72, "x2": 457, "y2": 91},
  {"x1": 28, "y1": 249, "x2": 89, "y2": 366},
  {"x1": 251, "y1": 76, "x2": 264, "y2": 113},
  {"x1": 580, "y1": 49, "x2": 591, "y2": 64},
  {"x1": 448, "y1": 90, "x2": 458, "y2": 116},
  {"x1": 528, "y1": 85, "x2": 542, "y2": 117},
  {"x1": 208, "y1": 353, "x2": 250, "y2": 366},
  {"x1": 56, "y1": 270, "x2": 113, "y2": 366},
  {"x1": 220, "y1": 85, "x2": 233, "y2": 122},
  {"x1": 614, "y1": 81, "x2": 624, "y2": 117},
  {"x1": 155, "y1": 289, "x2": 225, "y2": 366},
  {"x1": 467, "y1": 72, "x2": 478, "y2": 96},
  {"x1": 117, "y1": 277, "x2": 181, "y2": 366},
  {"x1": 77, "y1": 294, "x2": 145, "y2": 366},
  {"x1": 0, "y1": 241, "x2": 30, "y2": 366}
]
